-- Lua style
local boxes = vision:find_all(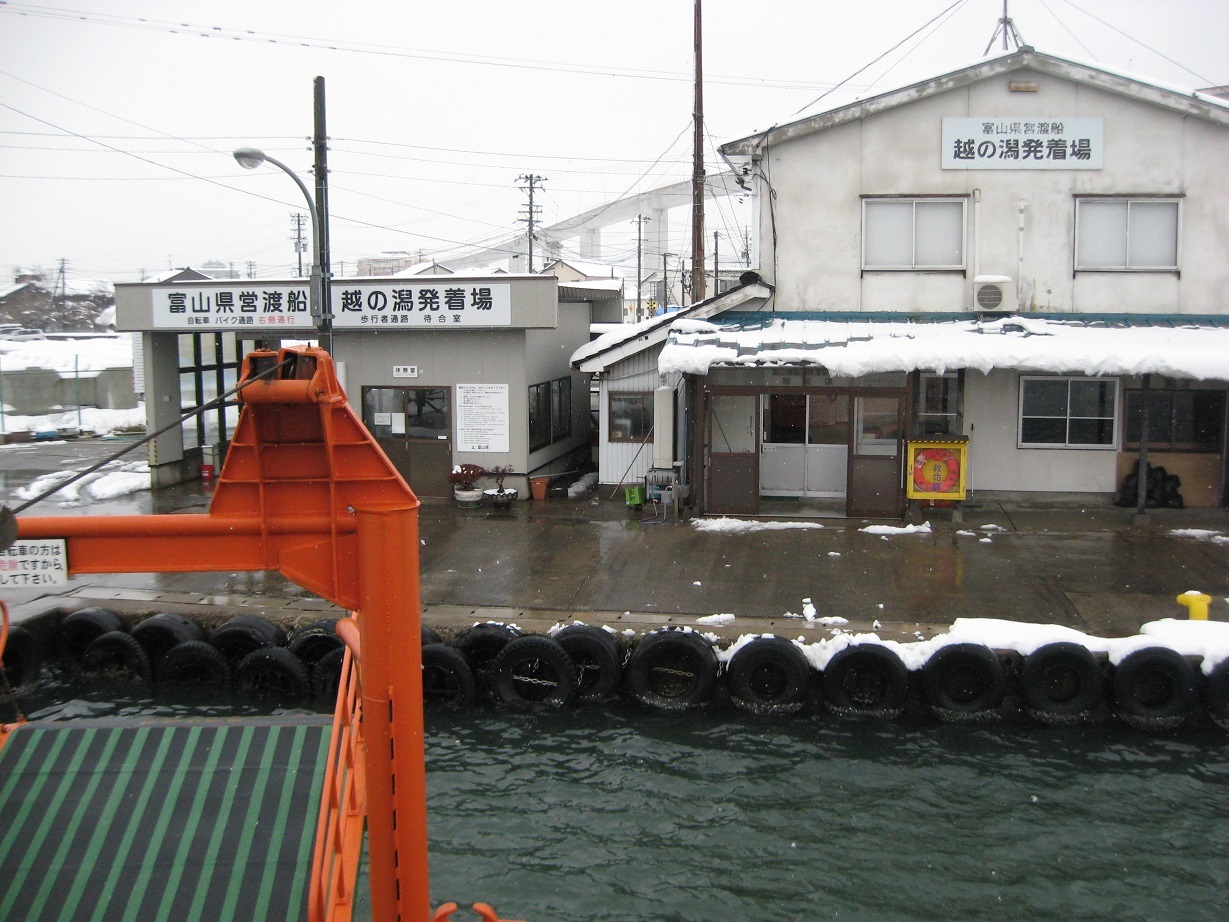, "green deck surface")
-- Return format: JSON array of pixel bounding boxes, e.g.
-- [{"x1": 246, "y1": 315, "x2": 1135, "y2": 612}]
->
[{"x1": 0, "y1": 717, "x2": 331, "y2": 922}]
